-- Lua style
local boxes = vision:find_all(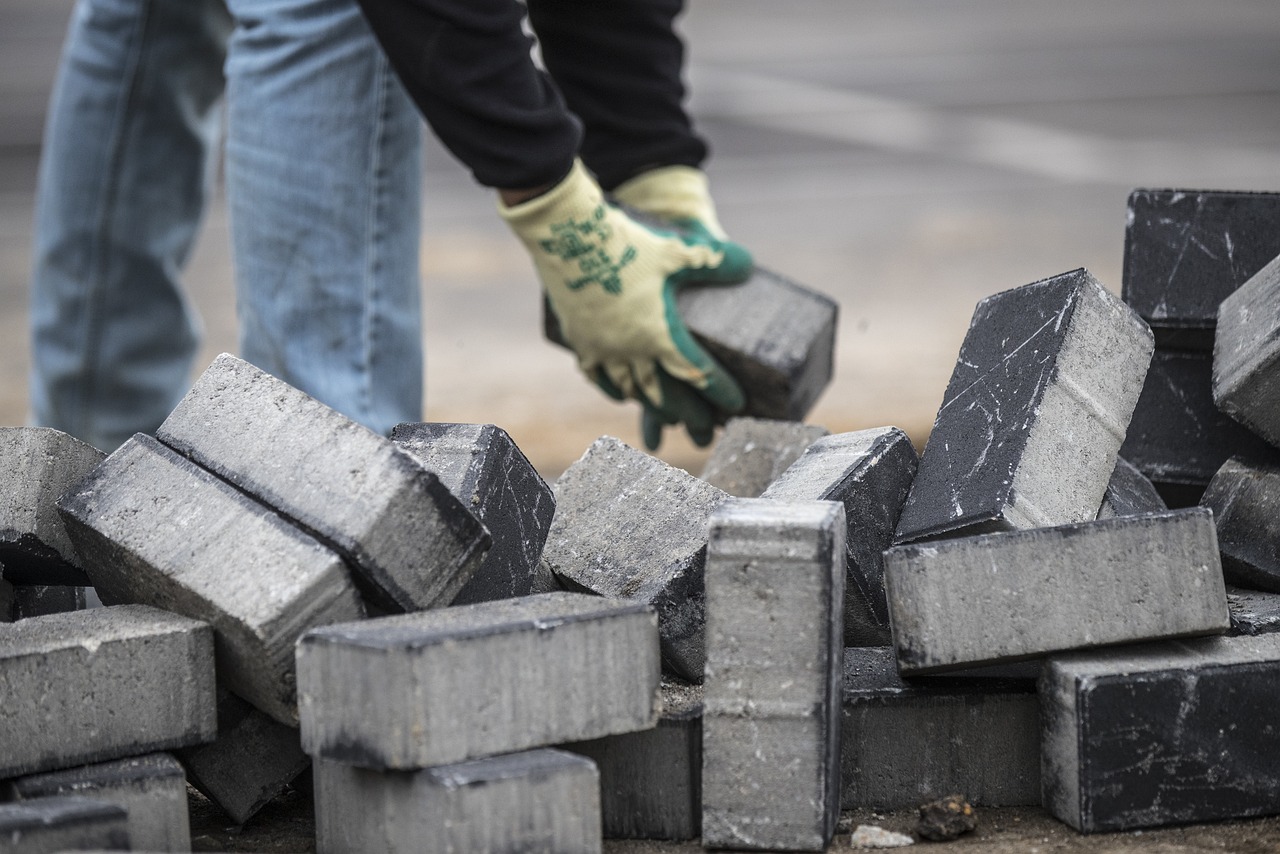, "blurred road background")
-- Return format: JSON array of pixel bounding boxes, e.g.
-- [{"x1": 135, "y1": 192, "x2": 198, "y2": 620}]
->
[{"x1": 4, "y1": 0, "x2": 1280, "y2": 477}]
